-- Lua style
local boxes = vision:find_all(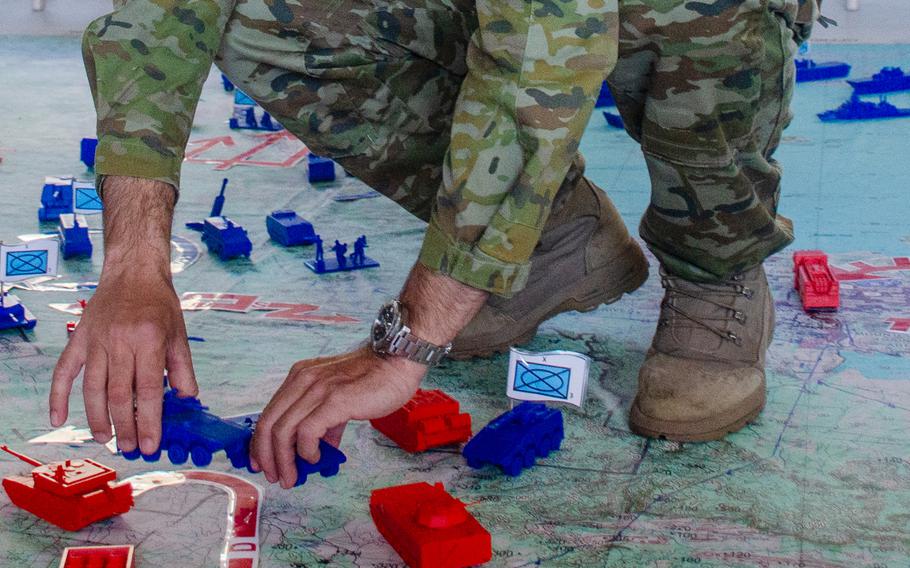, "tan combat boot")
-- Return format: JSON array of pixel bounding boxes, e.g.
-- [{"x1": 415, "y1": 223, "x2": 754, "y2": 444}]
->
[
  {"x1": 629, "y1": 265, "x2": 774, "y2": 442},
  {"x1": 450, "y1": 172, "x2": 649, "y2": 359}
]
